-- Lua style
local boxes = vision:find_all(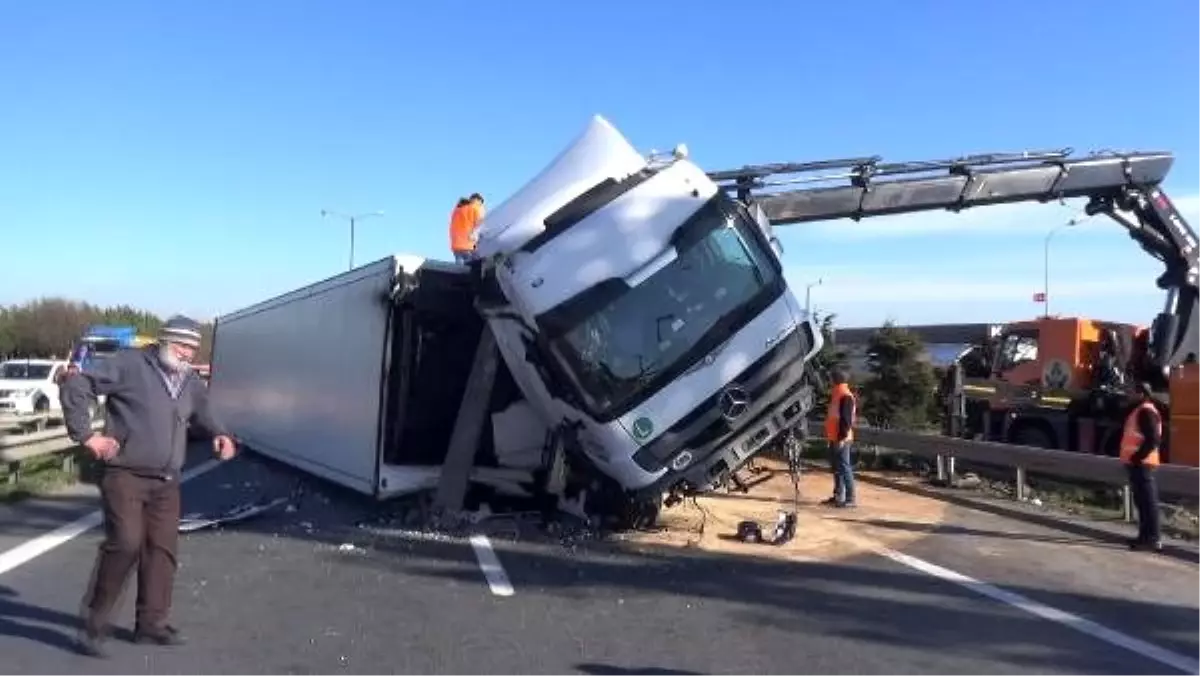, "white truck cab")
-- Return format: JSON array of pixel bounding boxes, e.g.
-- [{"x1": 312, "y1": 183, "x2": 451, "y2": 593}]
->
[{"x1": 473, "y1": 116, "x2": 823, "y2": 499}]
